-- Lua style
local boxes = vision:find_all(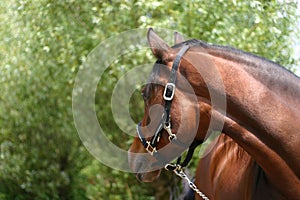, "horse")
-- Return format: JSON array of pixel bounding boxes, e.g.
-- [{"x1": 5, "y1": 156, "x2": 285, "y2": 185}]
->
[{"x1": 128, "y1": 28, "x2": 300, "y2": 199}]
